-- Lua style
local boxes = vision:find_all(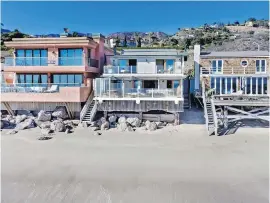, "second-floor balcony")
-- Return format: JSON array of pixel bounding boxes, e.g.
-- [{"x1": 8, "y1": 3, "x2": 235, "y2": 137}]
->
[
  {"x1": 201, "y1": 67, "x2": 268, "y2": 75},
  {"x1": 104, "y1": 65, "x2": 182, "y2": 75},
  {"x1": 1, "y1": 83, "x2": 91, "y2": 102},
  {"x1": 4, "y1": 57, "x2": 99, "y2": 68}
]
